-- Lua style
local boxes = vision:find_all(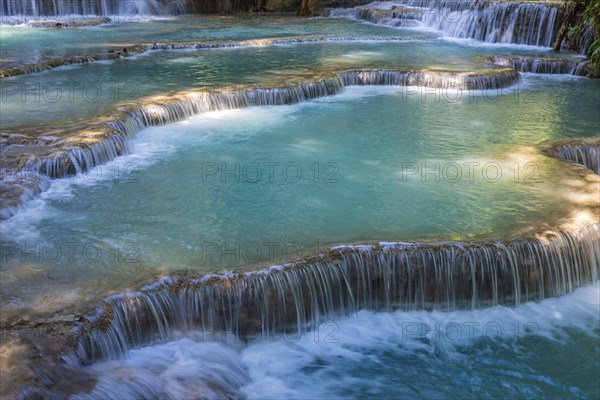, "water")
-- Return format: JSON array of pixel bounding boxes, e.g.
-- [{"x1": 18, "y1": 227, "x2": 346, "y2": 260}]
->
[
  {"x1": 1, "y1": 0, "x2": 192, "y2": 21},
  {"x1": 0, "y1": 16, "x2": 406, "y2": 67},
  {"x1": 346, "y1": 0, "x2": 592, "y2": 55},
  {"x1": 73, "y1": 283, "x2": 600, "y2": 399},
  {"x1": 1, "y1": 39, "x2": 557, "y2": 129},
  {"x1": 490, "y1": 56, "x2": 586, "y2": 75},
  {"x1": 400, "y1": 0, "x2": 560, "y2": 47},
  {"x1": 554, "y1": 141, "x2": 600, "y2": 175},
  {"x1": 1, "y1": 2, "x2": 599, "y2": 398},
  {"x1": 2, "y1": 79, "x2": 599, "y2": 319}
]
